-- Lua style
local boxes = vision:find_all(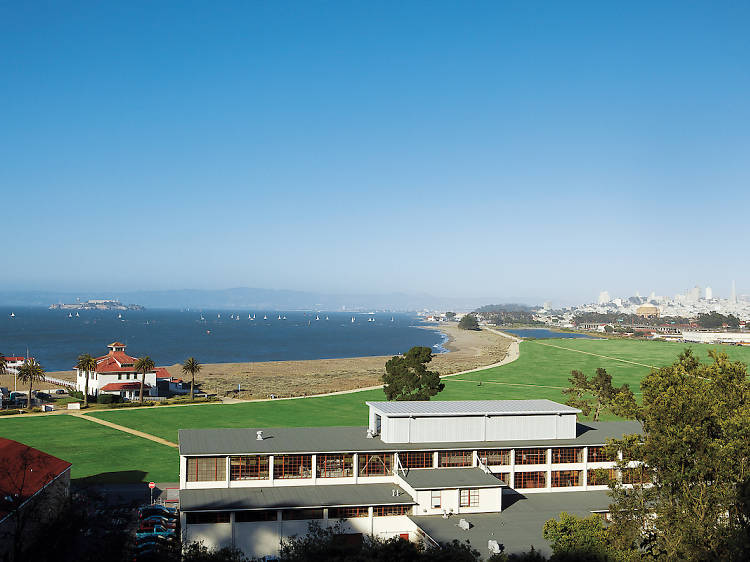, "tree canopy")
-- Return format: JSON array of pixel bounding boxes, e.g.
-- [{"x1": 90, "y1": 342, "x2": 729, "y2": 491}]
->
[
  {"x1": 457, "y1": 314, "x2": 480, "y2": 330},
  {"x1": 696, "y1": 311, "x2": 740, "y2": 329},
  {"x1": 562, "y1": 367, "x2": 637, "y2": 421},
  {"x1": 382, "y1": 346, "x2": 444, "y2": 401}
]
